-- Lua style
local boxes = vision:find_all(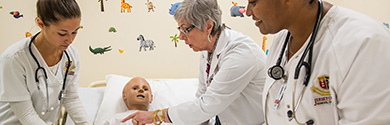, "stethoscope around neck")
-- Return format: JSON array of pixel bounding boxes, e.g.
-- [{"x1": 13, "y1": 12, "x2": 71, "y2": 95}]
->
[
  {"x1": 267, "y1": 0, "x2": 323, "y2": 124},
  {"x1": 28, "y1": 32, "x2": 71, "y2": 116}
]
